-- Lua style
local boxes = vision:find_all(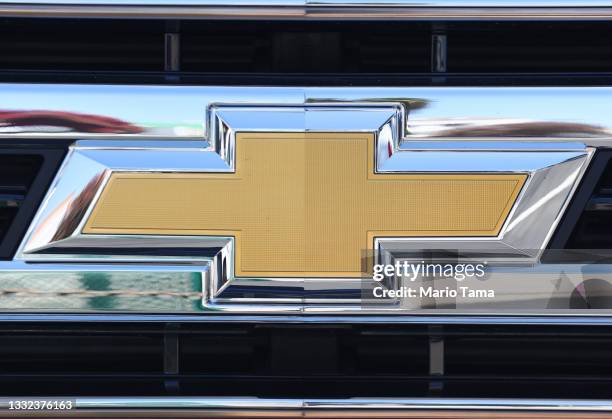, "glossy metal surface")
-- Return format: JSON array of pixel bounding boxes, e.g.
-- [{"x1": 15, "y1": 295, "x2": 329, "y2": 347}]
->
[
  {"x1": 3, "y1": 85, "x2": 612, "y2": 144},
  {"x1": 4, "y1": 263, "x2": 612, "y2": 315},
  {"x1": 0, "y1": 396, "x2": 612, "y2": 418},
  {"x1": 0, "y1": 83, "x2": 606, "y2": 319},
  {"x1": 4, "y1": 0, "x2": 612, "y2": 20},
  {"x1": 5, "y1": 311, "x2": 612, "y2": 324}
]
